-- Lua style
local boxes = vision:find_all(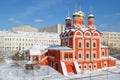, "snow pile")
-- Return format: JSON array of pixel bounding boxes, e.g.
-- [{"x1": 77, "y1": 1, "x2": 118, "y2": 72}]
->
[{"x1": 0, "y1": 60, "x2": 120, "y2": 80}]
